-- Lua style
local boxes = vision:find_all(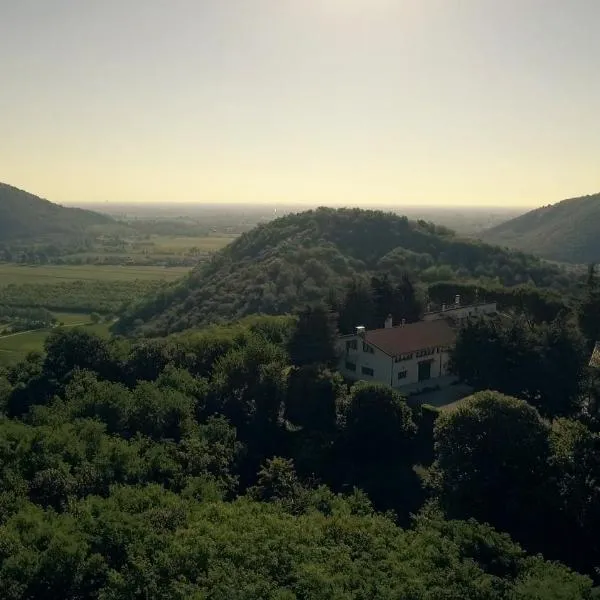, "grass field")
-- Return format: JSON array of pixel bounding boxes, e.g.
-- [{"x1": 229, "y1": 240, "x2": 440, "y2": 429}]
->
[
  {"x1": 0, "y1": 312, "x2": 111, "y2": 367},
  {"x1": 0, "y1": 264, "x2": 190, "y2": 286},
  {"x1": 147, "y1": 234, "x2": 237, "y2": 253}
]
